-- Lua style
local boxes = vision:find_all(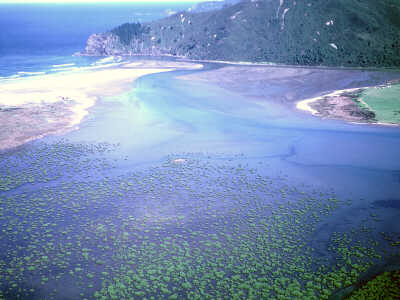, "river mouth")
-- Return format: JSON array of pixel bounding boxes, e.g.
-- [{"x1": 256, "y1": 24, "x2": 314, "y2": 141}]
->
[{"x1": 1, "y1": 62, "x2": 400, "y2": 299}]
